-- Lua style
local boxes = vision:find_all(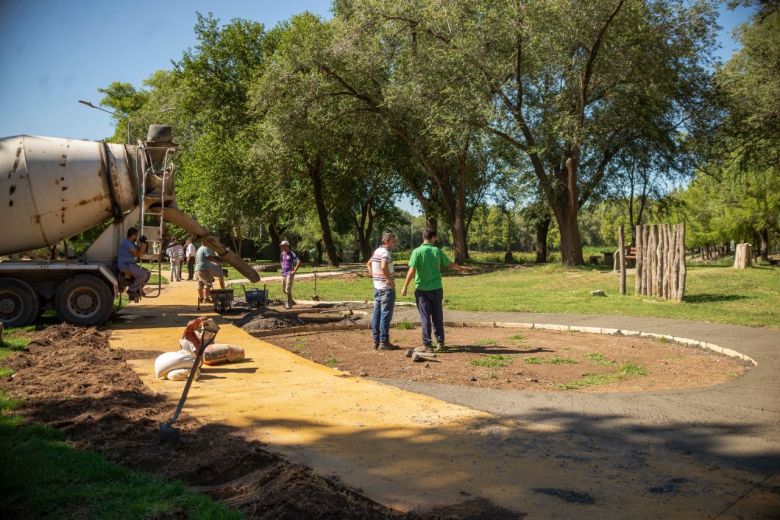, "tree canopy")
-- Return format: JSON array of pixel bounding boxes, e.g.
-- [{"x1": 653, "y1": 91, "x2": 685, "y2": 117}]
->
[{"x1": 96, "y1": 2, "x2": 777, "y2": 264}]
